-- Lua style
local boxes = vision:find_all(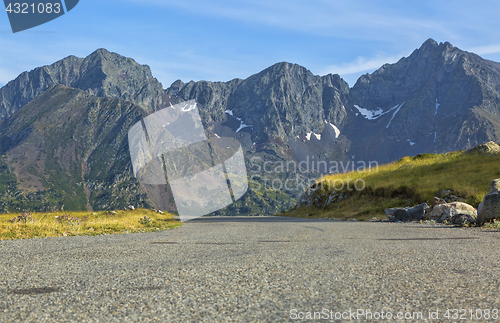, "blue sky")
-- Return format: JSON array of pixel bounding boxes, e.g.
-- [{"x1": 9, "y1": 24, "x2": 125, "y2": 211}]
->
[{"x1": 1, "y1": 0, "x2": 500, "y2": 88}]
